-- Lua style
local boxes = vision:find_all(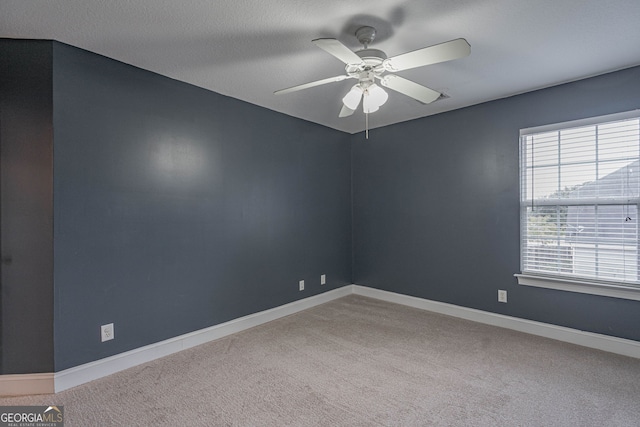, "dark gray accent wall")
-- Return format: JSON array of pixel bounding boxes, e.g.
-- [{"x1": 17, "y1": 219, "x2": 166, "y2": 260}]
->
[
  {"x1": 50, "y1": 42, "x2": 351, "y2": 371},
  {"x1": 352, "y1": 65, "x2": 640, "y2": 341},
  {"x1": 0, "y1": 40, "x2": 55, "y2": 374}
]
